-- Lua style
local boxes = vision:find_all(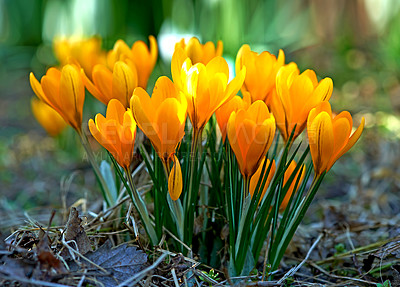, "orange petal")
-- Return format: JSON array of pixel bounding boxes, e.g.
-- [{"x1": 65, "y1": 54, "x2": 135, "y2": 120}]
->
[
  {"x1": 92, "y1": 65, "x2": 113, "y2": 104},
  {"x1": 112, "y1": 61, "x2": 137, "y2": 107},
  {"x1": 59, "y1": 65, "x2": 85, "y2": 130},
  {"x1": 168, "y1": 156, "x2": 183, "y2": 201},
  {"x1": 329, "y1": 116, "x2": 365, "y2": 170},
  {"x1": 106, "y1": 99, "x2": 126, "y2": 125},
  {"x1": 308, "y1": 112, "x2": 334, "y2": 175}
]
